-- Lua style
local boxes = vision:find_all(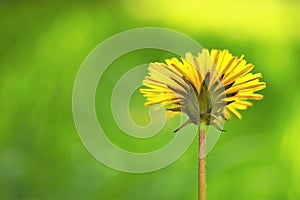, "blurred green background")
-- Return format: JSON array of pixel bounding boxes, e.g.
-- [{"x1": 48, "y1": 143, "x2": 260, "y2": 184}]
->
[{"x1": 1, "y1": 0, "x2": 300, "y2": 199}]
